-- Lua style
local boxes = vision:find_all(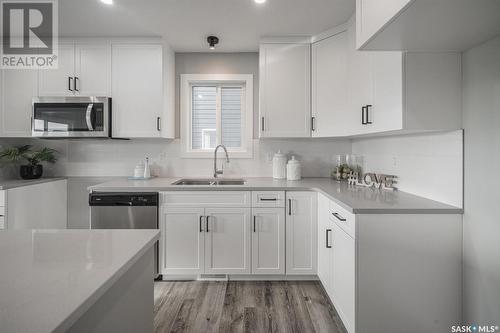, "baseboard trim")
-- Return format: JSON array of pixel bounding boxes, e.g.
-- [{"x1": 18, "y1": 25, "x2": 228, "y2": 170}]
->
[{"x1": 160, "y1": 274, "x2": 318, "y2": 281}]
